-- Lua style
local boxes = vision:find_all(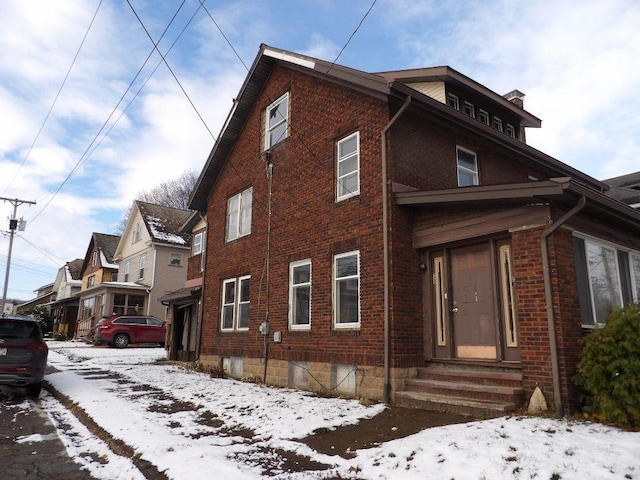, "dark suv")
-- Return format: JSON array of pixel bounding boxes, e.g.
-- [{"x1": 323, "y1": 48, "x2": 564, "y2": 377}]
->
[
  {"x1": 94, "y1": 315, "x2": 166, "y2": 348},
  {"x1": 0, "y1": 314, "x2": 49, "y2": 397}
]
